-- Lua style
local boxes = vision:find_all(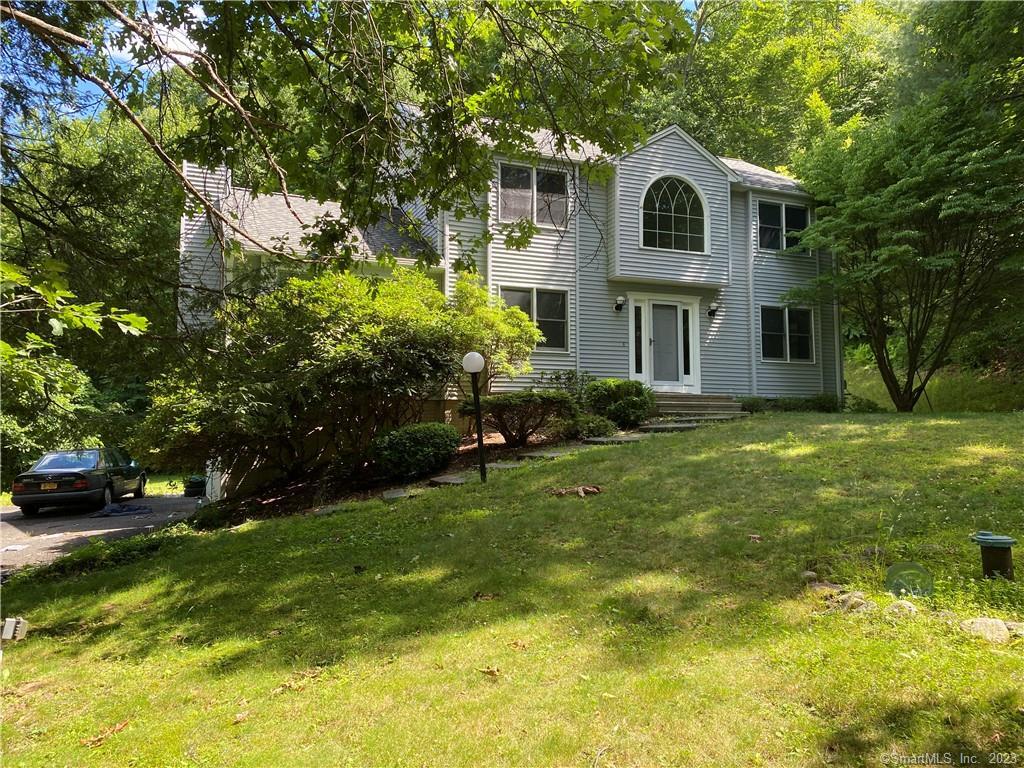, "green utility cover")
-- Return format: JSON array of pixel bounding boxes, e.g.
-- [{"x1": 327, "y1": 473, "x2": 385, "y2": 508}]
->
[{"x1": 970, "y1": 531, "x2": 1017, "y2": 548}]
